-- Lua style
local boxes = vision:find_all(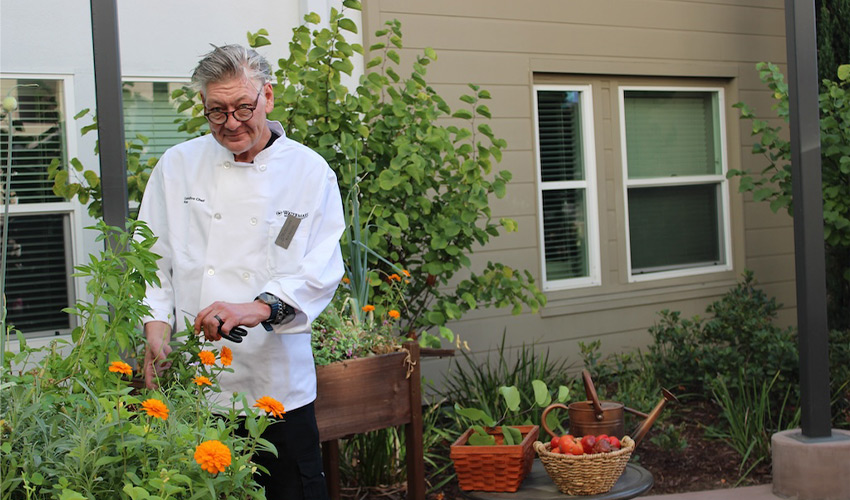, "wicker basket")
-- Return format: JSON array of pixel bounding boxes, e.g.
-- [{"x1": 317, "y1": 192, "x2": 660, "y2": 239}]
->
[
  {"x1": 533, "y1": 435, "x2": 635, "y2": 495},
  {"x1": 450, "y1": 425, "x2": 539, "y2": 492}
]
